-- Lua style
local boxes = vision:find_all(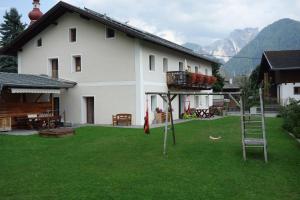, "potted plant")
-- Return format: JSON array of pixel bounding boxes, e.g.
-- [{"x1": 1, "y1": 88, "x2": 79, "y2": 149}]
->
[{"x1": 155, "y1": 107, "x2": 164, "y2": 123}]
